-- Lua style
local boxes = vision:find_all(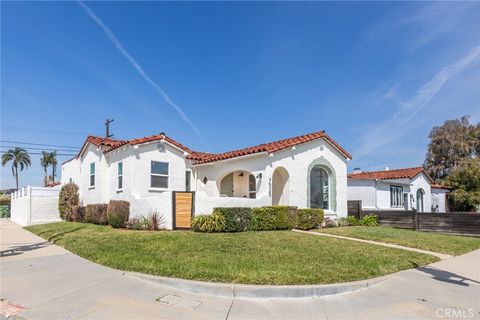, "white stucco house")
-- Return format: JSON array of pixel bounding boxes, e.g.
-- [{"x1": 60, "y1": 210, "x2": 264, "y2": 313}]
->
[
  {"x1": 347, "y1": 167, "x2": 450, "y2": 213},
  {"x1": 62, "y1": 130, "x2": 352, "y2": 229}
]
